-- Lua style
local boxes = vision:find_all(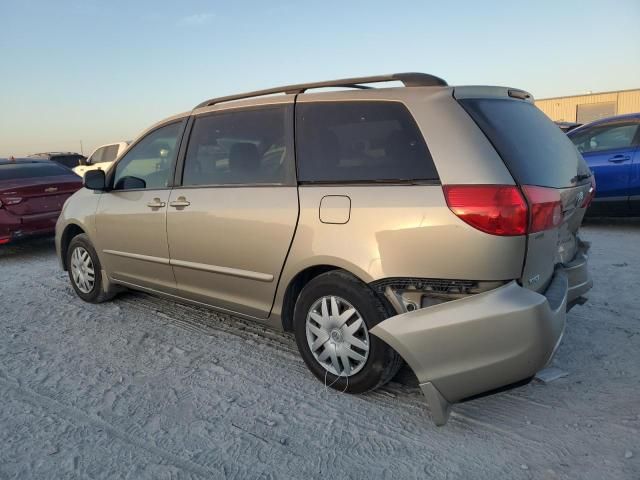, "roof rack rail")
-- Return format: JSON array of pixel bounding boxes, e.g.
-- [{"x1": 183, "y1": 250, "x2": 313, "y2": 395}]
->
[{"x1": 194, "y1": 72, "x2": 447, "y2": 109}]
